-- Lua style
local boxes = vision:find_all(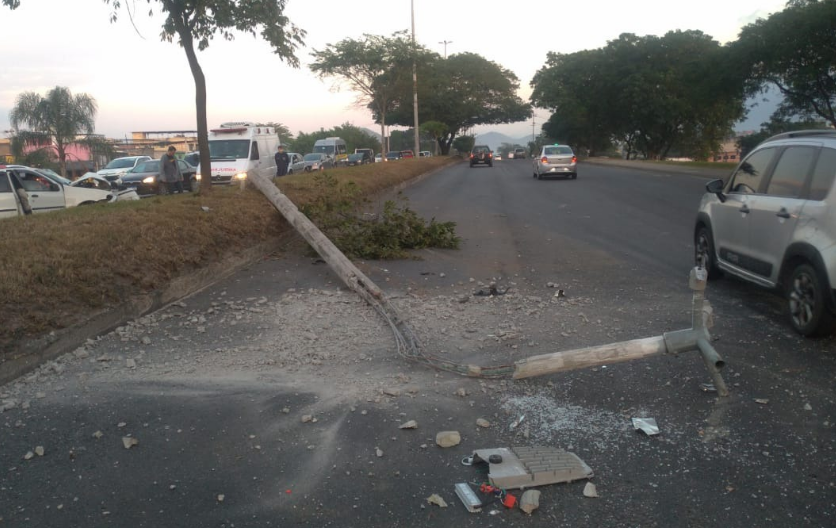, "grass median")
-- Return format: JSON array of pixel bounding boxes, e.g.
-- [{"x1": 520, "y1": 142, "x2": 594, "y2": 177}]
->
[{"x1": 0, "y1": 156, "x2": 460, "y2": 354}]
